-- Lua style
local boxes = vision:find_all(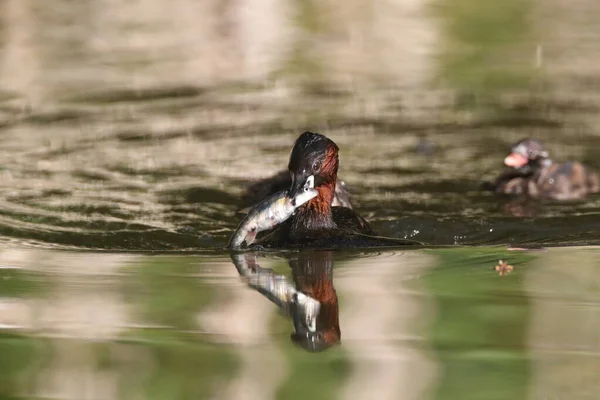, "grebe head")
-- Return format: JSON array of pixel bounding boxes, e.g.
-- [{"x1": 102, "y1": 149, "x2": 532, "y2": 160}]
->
[
  {"x1": 287, "y1": 131, "x2": 339, "y2": 201},
  {"x1": 504, "y1": 138, "x2": 549, "y2": 169}
]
